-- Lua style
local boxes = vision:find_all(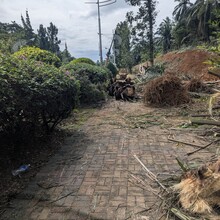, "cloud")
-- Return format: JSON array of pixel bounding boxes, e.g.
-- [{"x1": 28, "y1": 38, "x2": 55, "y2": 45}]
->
[{"x1": 0, "y1": 0, "x2": 179, "y2": 61}]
